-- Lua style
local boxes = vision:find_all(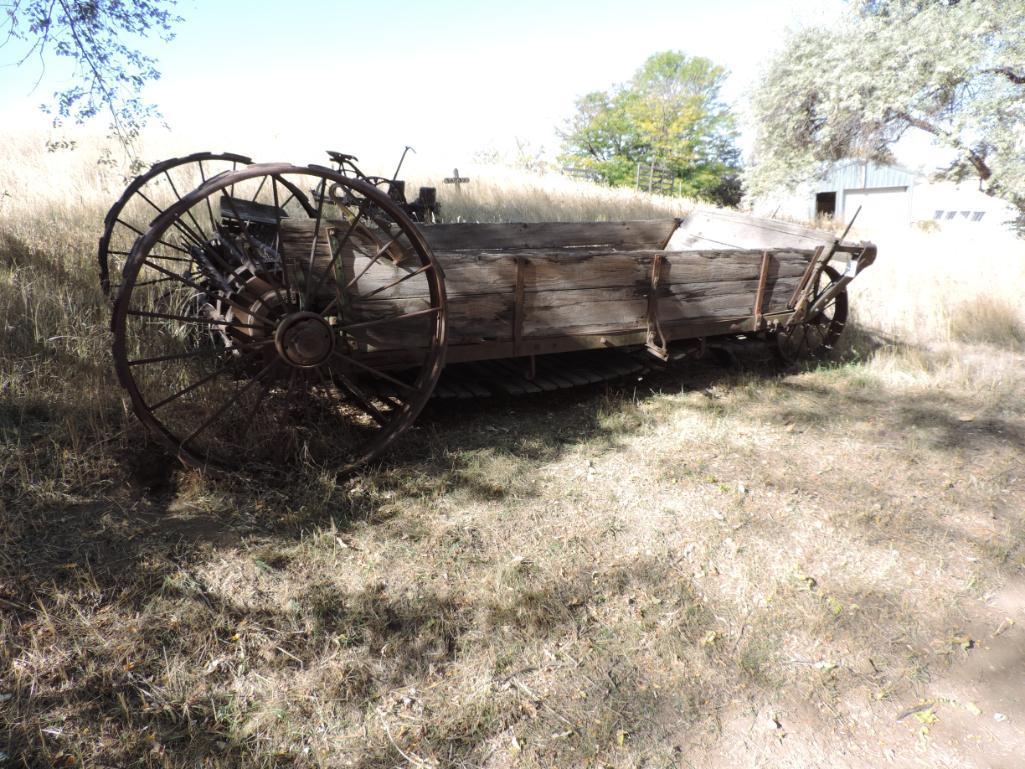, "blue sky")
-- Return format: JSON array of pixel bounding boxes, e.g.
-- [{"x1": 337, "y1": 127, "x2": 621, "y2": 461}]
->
[{"x1": 1, "y1": 0, "x2": 841, "y2": 171}]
